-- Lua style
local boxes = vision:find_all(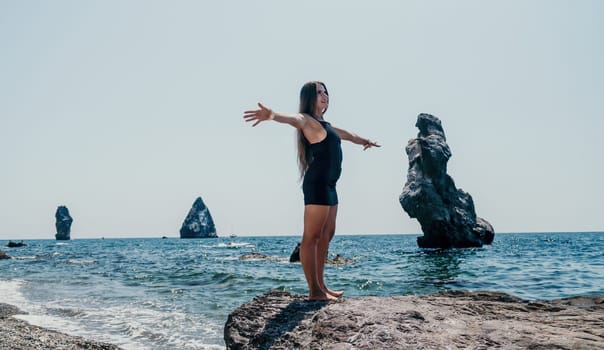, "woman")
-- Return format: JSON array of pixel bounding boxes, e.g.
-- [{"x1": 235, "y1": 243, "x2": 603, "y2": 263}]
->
[{"x1": 244, "y1": 81, "x2": 380, "y2": 301}]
